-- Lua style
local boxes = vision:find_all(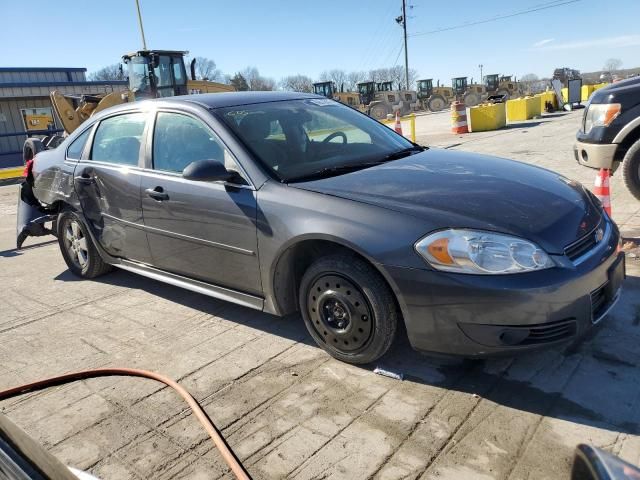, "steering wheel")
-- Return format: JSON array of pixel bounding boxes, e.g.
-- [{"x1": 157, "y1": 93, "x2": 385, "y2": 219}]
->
[{"x1": 322, "y1": 131, "x2": 347, "y2": 144}]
